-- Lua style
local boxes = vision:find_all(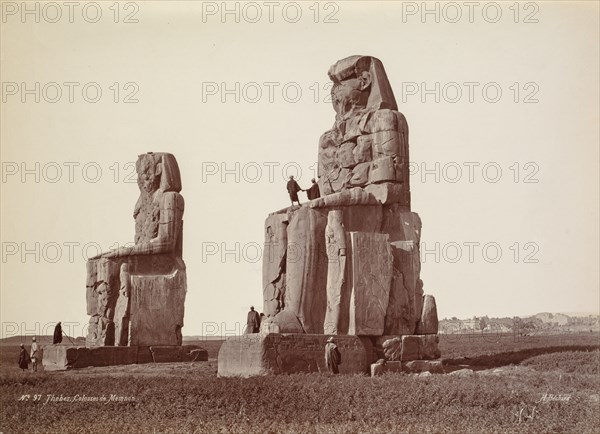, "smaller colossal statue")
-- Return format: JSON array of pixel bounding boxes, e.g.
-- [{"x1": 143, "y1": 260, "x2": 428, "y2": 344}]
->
[{"x1": 86, "y1": 152, "x2": 186, "y2": 347}]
